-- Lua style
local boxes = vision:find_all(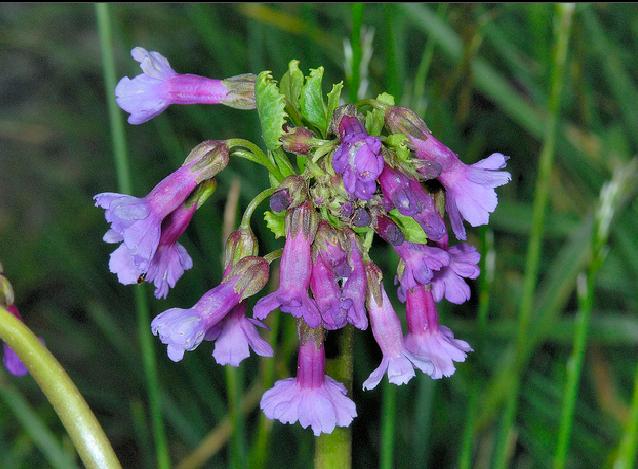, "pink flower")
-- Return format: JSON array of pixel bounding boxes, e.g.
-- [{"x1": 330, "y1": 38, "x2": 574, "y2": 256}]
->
[{"x1": 431, "y1": 242, "x2": 480, "y2": 304}]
